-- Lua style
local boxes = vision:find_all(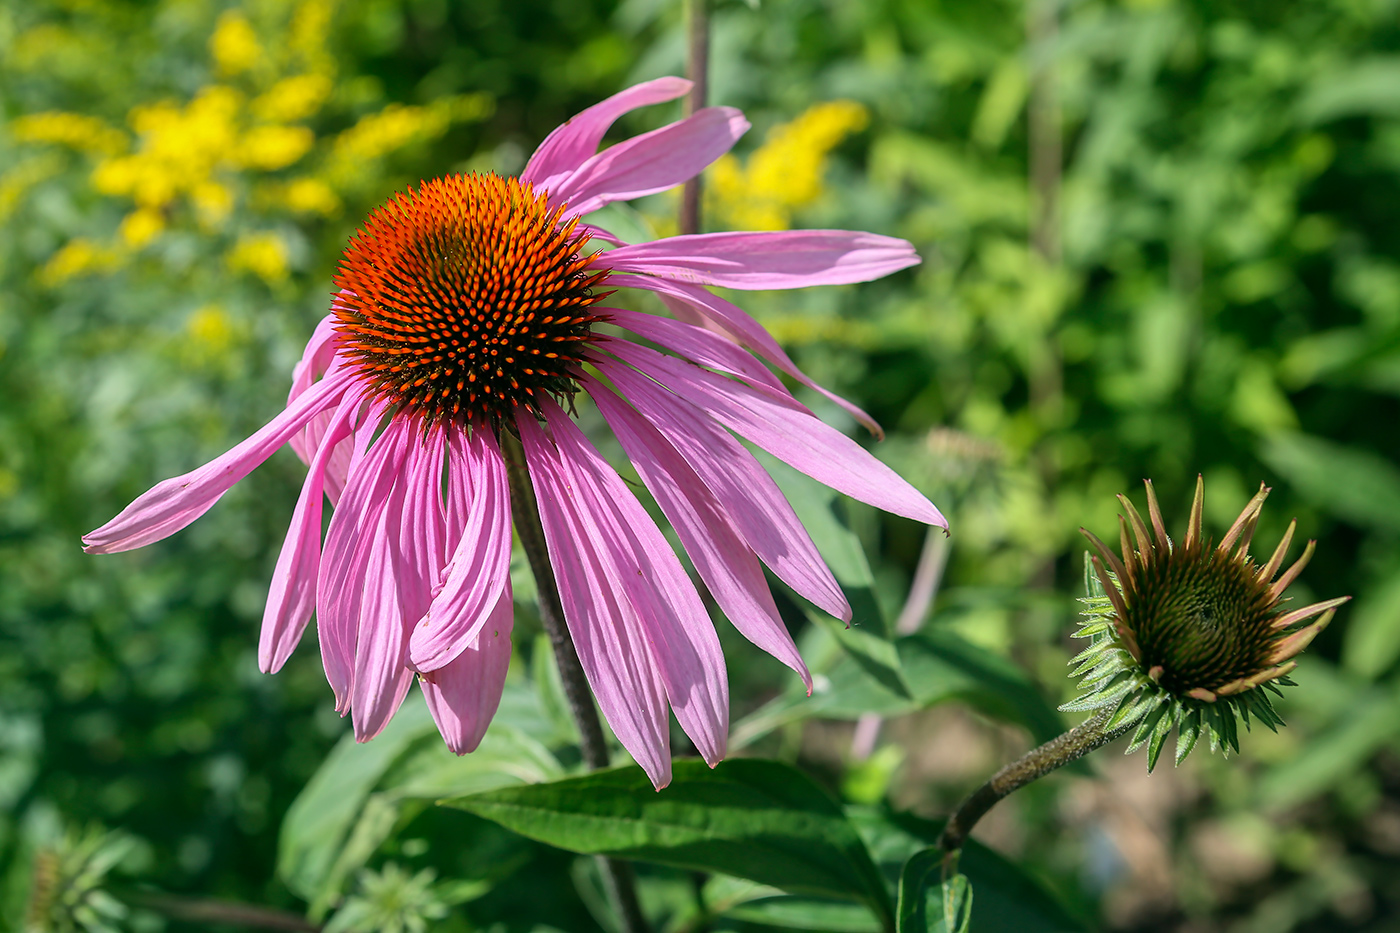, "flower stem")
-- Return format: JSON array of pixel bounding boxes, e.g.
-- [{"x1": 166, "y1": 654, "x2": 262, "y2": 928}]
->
[
  {"x1": 679, "y1": 0, "x2": 709, "y2": 236},
  {"x1": 501, "y1": 431, "x2": 651, "y2": 933},
  {"x1": 937, "y1": 708, "x2": 1132, "y2": 868}
]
